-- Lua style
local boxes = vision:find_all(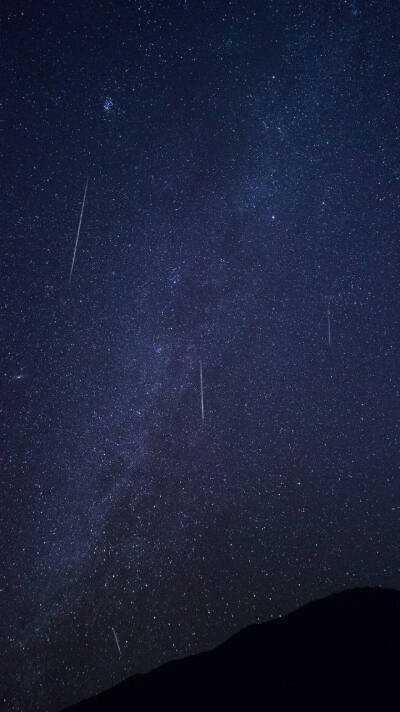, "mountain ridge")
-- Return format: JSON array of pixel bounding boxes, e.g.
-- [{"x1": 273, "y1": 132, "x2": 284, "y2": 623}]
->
[{"x1": 62, "y1": 587, "x2": 399, "y2": 711}]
